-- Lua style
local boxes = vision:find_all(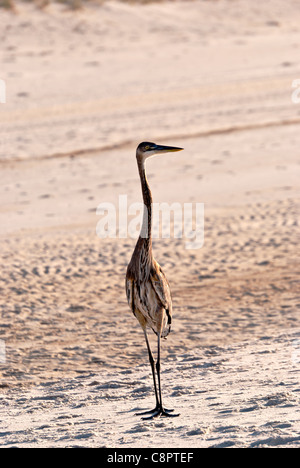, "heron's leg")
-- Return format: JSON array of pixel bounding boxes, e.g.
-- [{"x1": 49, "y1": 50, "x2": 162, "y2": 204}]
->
[
  {"x1": 156, "y1": 334, "x2": 163, "y2": 408},
  {"x1": 144, "y1": 329, "x2": 160, "y2": 407},
  {"x1": 156, "y1": 335, "x2": 176, "y2": 414},
  {"x1": 135, "y1": 330, "x2": 160, "y2": 416},
  {"x1": 141, "y1": 334, "x2": 179, "y2": 420}
]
